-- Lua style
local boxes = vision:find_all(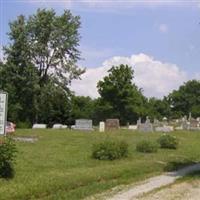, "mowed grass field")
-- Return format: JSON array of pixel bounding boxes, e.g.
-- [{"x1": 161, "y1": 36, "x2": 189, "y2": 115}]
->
[{"x1": 1, "y1": 129, "x2": 200, "y2": 200}]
